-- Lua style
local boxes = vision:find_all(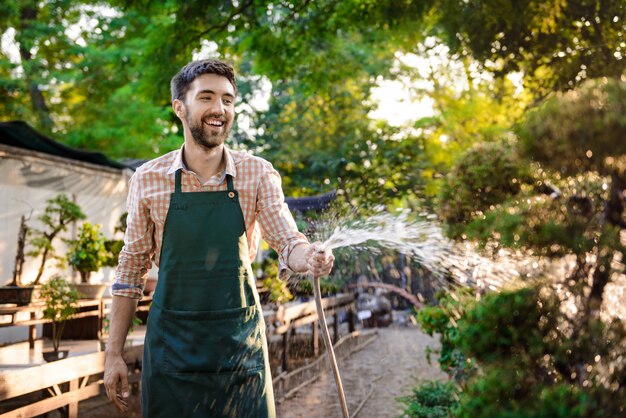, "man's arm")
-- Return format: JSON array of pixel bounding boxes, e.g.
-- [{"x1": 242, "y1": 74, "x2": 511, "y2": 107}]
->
[
  {"x1": 104, "y1": 171, "x2": 154, "y2": 411},
  {"x1": 255, "y1": 165, "x2": 334, "y2": 277},
  {"x1": 104, "y1": 296, "x2": 138, "y2": 412}
]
